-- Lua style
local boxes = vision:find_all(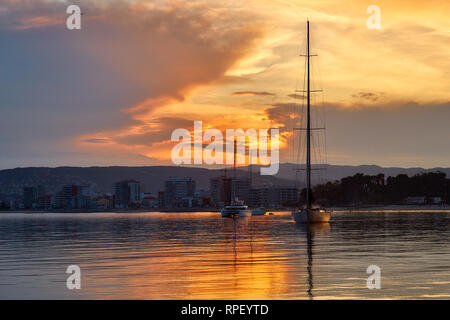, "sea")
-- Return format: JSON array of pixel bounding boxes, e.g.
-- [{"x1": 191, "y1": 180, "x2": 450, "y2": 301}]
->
[{"x1": 0, "y1": 210, "x2": 448, "y2": 299}]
